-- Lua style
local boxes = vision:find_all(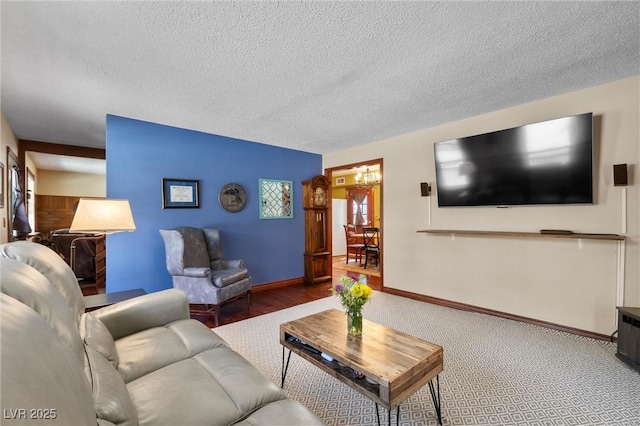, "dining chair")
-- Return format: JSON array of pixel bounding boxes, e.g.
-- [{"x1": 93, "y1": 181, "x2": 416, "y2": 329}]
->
[
  {"x1": 344, "y1": 224, "x2": 365, "y2": 264},
  {"x1": 362, "y1": 227, "x2": 380, "y2": 269}
]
